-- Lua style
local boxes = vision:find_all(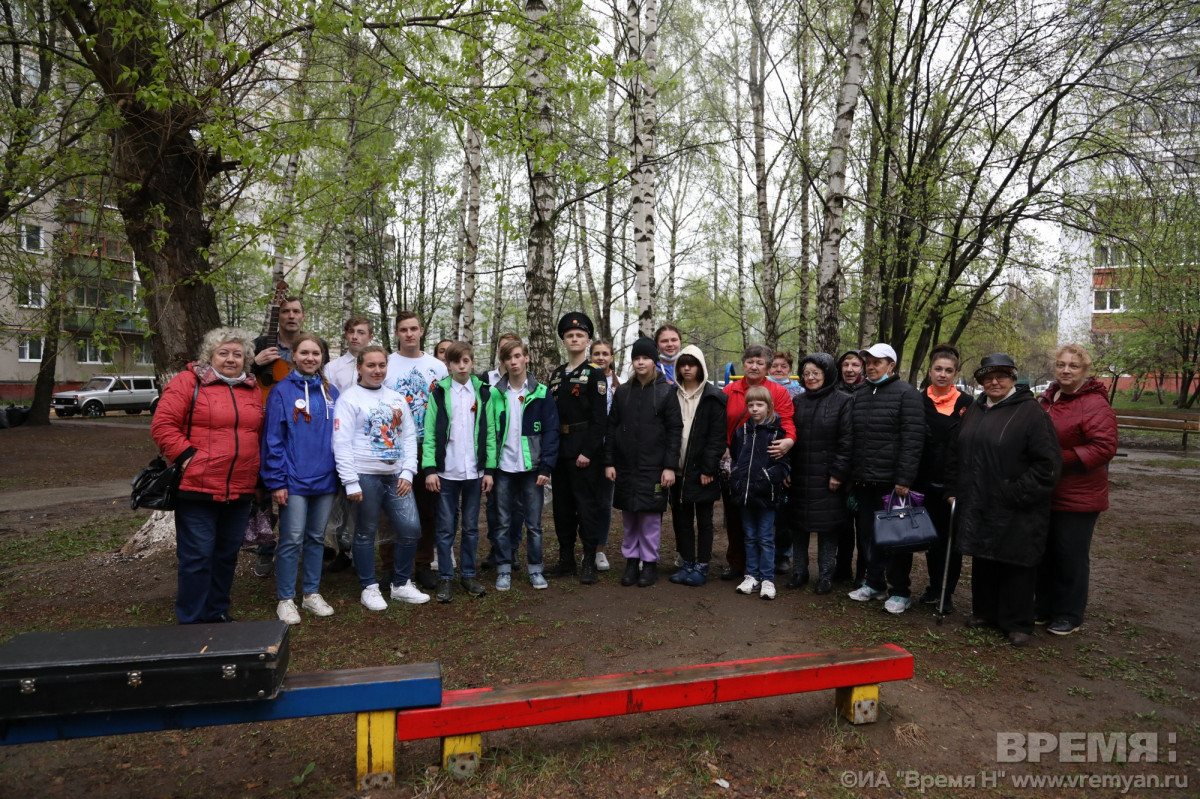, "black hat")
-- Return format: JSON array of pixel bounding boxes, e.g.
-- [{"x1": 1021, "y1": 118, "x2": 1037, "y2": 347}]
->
[
  {"x1": 973, "y1": 353, "x2": 1018, "y2": 381},
  {"x1": 557, "y1": 312, "x2": 594, "y2": 339},
  {"x1": 630, "y1": 337, "x2": 657, "y2": 361}
]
